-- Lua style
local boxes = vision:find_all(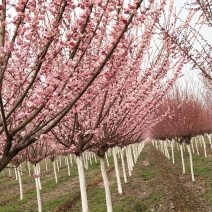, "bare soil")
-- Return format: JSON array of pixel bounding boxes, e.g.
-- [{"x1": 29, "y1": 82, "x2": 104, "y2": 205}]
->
[
  {"x1": 148, "y1": 146, "x2": 211, "y2": 212},
  {"x1": 54, "y1": 145, "x2": 212, "y2": 211},
  {"x1": 1, "y1": 145, "x2": 212, "y2": 211}
]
